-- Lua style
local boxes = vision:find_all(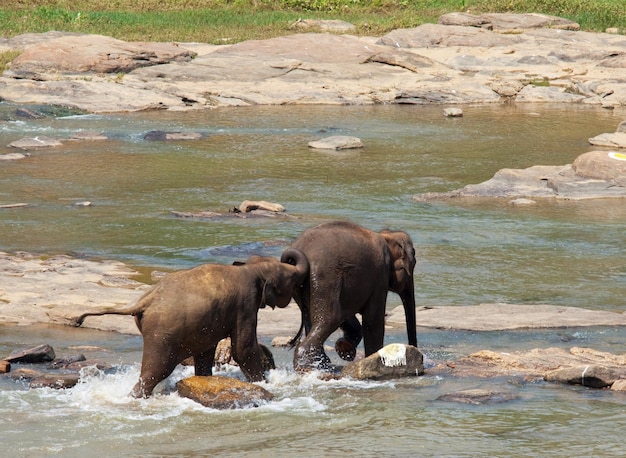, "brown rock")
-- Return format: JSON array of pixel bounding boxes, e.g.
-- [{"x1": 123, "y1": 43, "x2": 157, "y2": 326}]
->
[
  {"x1": 65, "y1": 359, "x2": 113, "y2": 371},
  {"x1": 213, "y1": 337, "x2": 276, "y2": 371},
  {"x1": 573, "y1": 150, "x2": 626, "y2": 180},
  {"x1": 437, "y1": 347, "x2": 626, "y2": 386},
  {"x1": 176, "y1": 375, "x2": 274, "y2": 409},
  {"x1": 611, "y1": 379, "x2": 626, "y2": 391},
  {"x1": 8, "y1": 35, "x2": 195, "y2": 77},
  {"x1": 341, "y1": 344, "x2": 424, "y2": 380},
  {"x1": 270, "y1": 336, "x2": 293, "y2": 347},
  {"x1": 0, "y1": 360, "x2": 10, "y2": 373},
  {"x1": 238, "y1": 200, "x2": 285, "y2": 213},
  {"x1": 29, "y1": 373, "x2": 80, "y2": 389},
  {"x1": 545, "y1": 365, "x2": 626, "y2": 388},
  {"x1": 5, "y1": 344, "x2": 56, "y2": 363},
  {"x1": 5, "y1": 368, "x2": 43, "y2": 380}
]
